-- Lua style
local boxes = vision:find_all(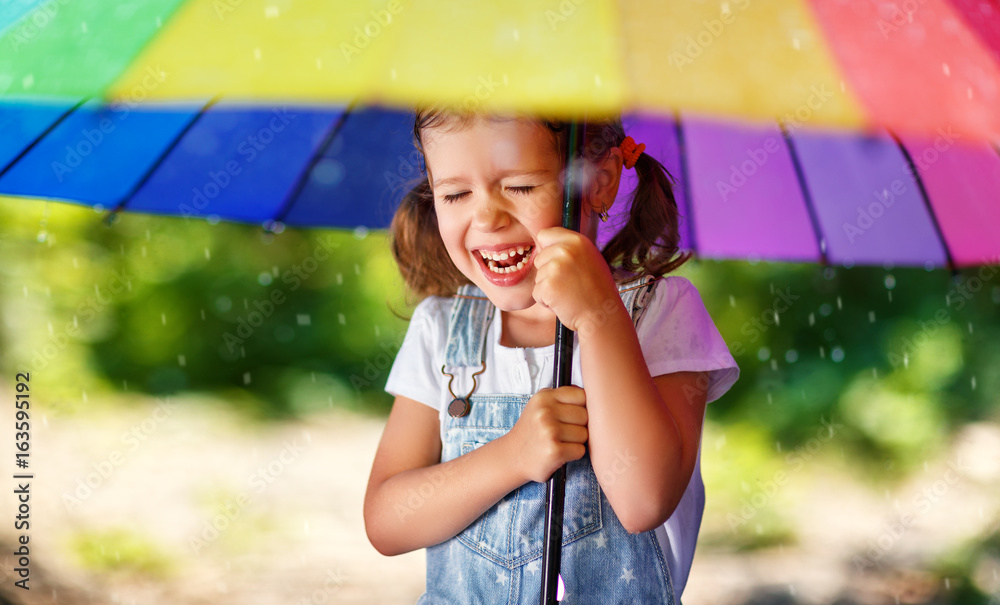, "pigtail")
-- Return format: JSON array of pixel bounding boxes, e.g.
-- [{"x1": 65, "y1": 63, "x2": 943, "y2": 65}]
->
[
  {"x1": 601, "y1": 150, "x2": 691, "y2": 280},
  {"x1": 389, "y1": 180, "x2": 470, "y2": 299}
]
